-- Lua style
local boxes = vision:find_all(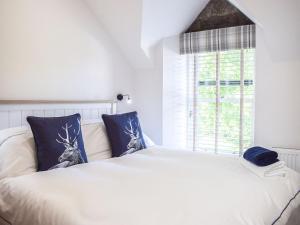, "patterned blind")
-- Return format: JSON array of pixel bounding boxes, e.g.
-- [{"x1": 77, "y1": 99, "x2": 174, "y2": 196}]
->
[{"x1": 180, "y1": 25, "x2": 256, "y2": 55}]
